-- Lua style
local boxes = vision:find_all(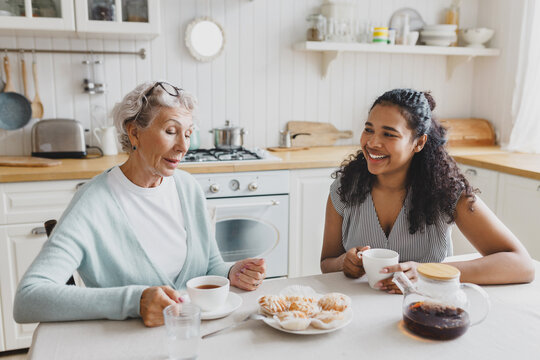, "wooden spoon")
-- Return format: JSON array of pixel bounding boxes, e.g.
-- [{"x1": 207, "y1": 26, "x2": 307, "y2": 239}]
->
[
  {"x1": 31, "y1": 60, "x2": 44, "y2": 118},
  {"x1": 21, "y1": 57, "x2": 30, "y2": 99},
  {"x1": 3, "y1": 55, "x2": 15, "y2": 92}
]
